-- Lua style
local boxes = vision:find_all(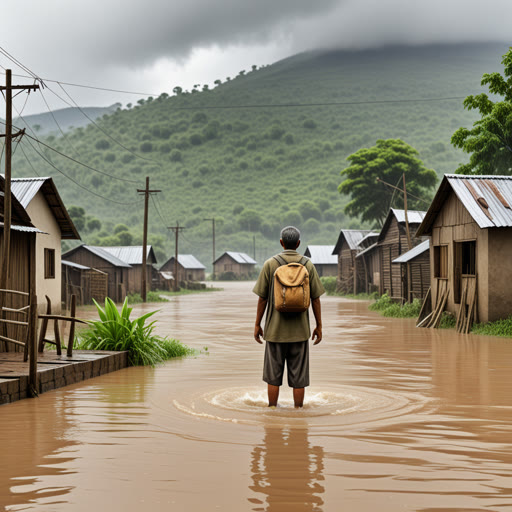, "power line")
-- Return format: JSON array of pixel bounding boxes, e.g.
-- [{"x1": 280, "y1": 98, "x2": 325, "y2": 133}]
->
[
  {"x1": 22, "y1": 138, "x2": 138, "y2": 205},
  {"x1": 56, "y1": 82, "x2": 162, "y2": 166},
  {"x1": 0, "y1": 119, "x2": 143, "y2": 185}
]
